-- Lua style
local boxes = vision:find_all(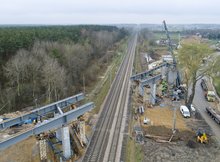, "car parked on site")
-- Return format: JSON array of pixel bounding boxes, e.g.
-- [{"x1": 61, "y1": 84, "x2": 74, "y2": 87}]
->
[{"x1": 180, "y1": 105, "x2": 190, "y2": 118}]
